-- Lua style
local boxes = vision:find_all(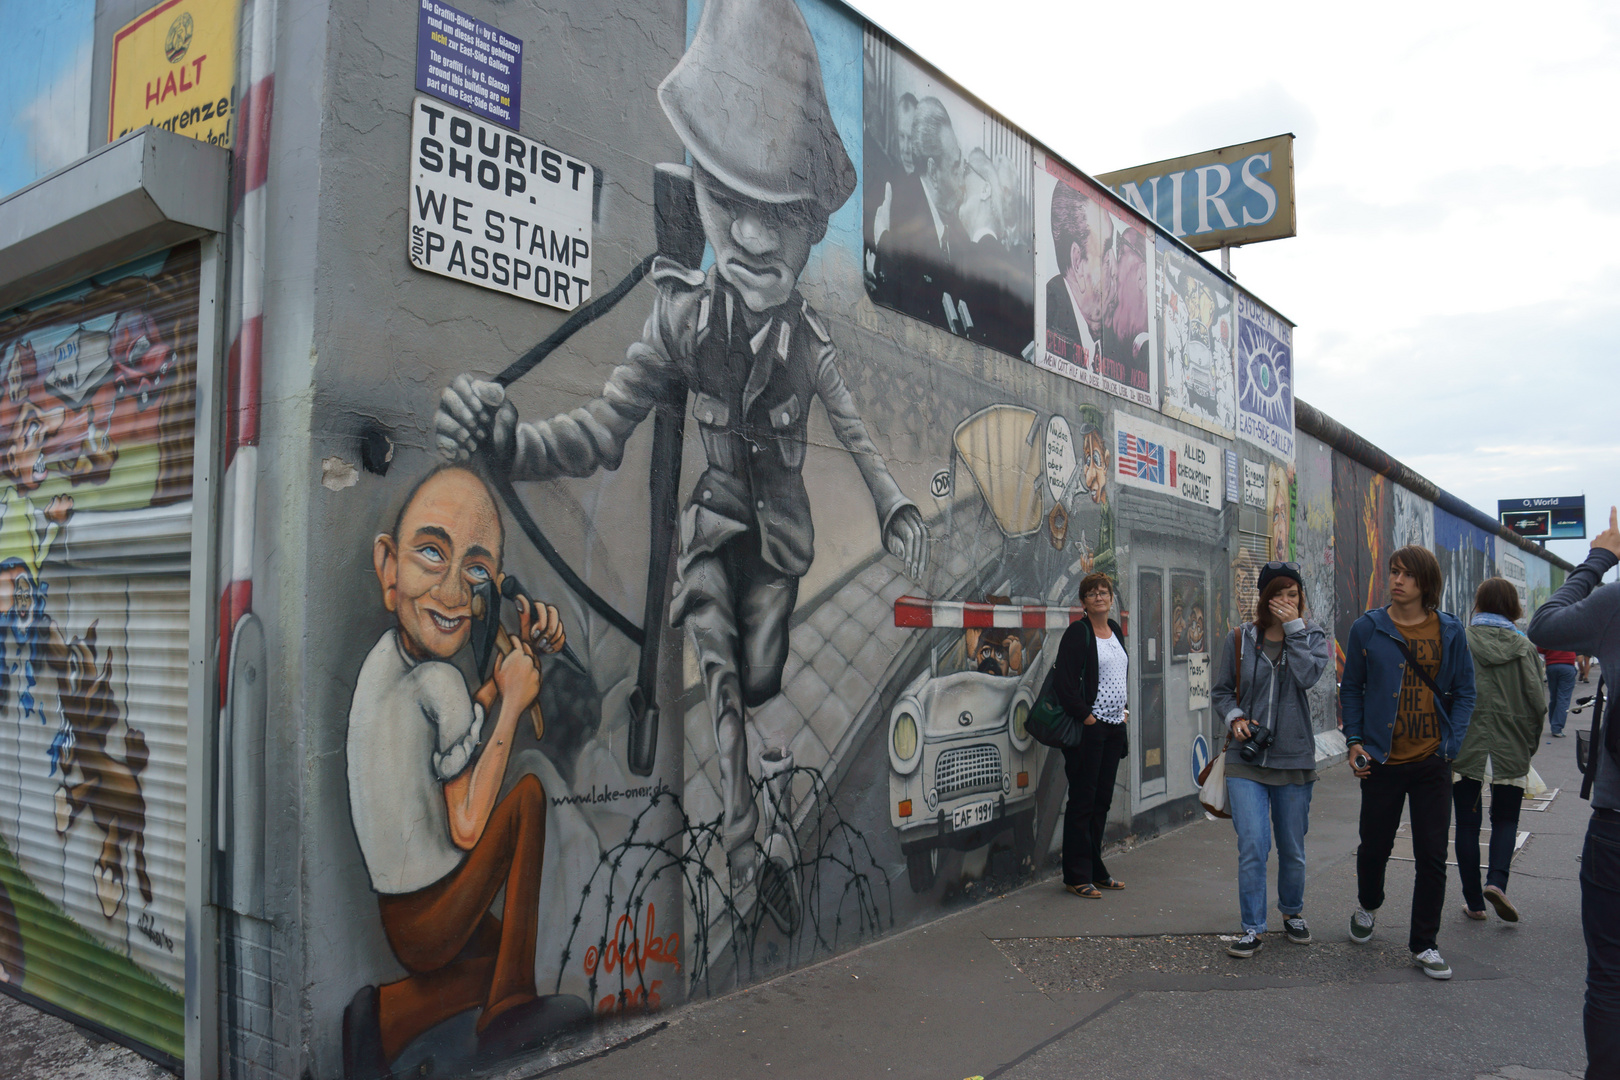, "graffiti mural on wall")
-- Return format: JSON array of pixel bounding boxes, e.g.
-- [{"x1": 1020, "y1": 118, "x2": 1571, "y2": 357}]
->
[
  {"x1": 862, "y1": 29, "x2": 1034, "y2": 357},
  {"x1": 1434, "y1": 507, "x2": 1496, "y2": 617},
  {"x1": 1332, "y1": 454, "x2": 1392, "y2": 680},
  {"x1": 1293, "y1": 435, "x2": 1336, "y2": 732},
  {"x1": 0, "y1": 245, "x2": 197, "y2": 1056},
  {"x1": 1156, "y1": 235, "x2": 1234, "y2": 437},
  {"x1": 1034, "y1": 154, "x2": 1156, "y2": 407}
]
